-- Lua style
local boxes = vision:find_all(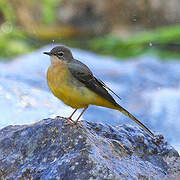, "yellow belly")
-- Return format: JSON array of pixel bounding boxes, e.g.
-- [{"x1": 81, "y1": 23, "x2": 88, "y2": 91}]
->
[{"x1": 47, "y1": 62, "x2": 116, "y2": 109}]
